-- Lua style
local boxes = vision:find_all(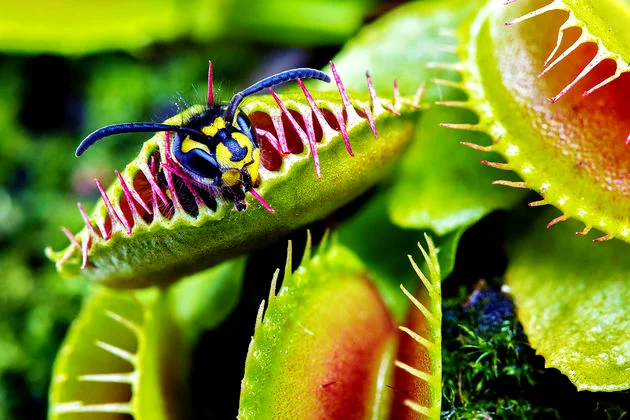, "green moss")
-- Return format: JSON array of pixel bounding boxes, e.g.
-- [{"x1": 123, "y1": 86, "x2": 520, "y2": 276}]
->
[
  {"x1": 441, "y1": 279, "x2": 630, "y2": 419},
  {"x1": 441, "y1": 283, "x2": 554, "y2": 419}
]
